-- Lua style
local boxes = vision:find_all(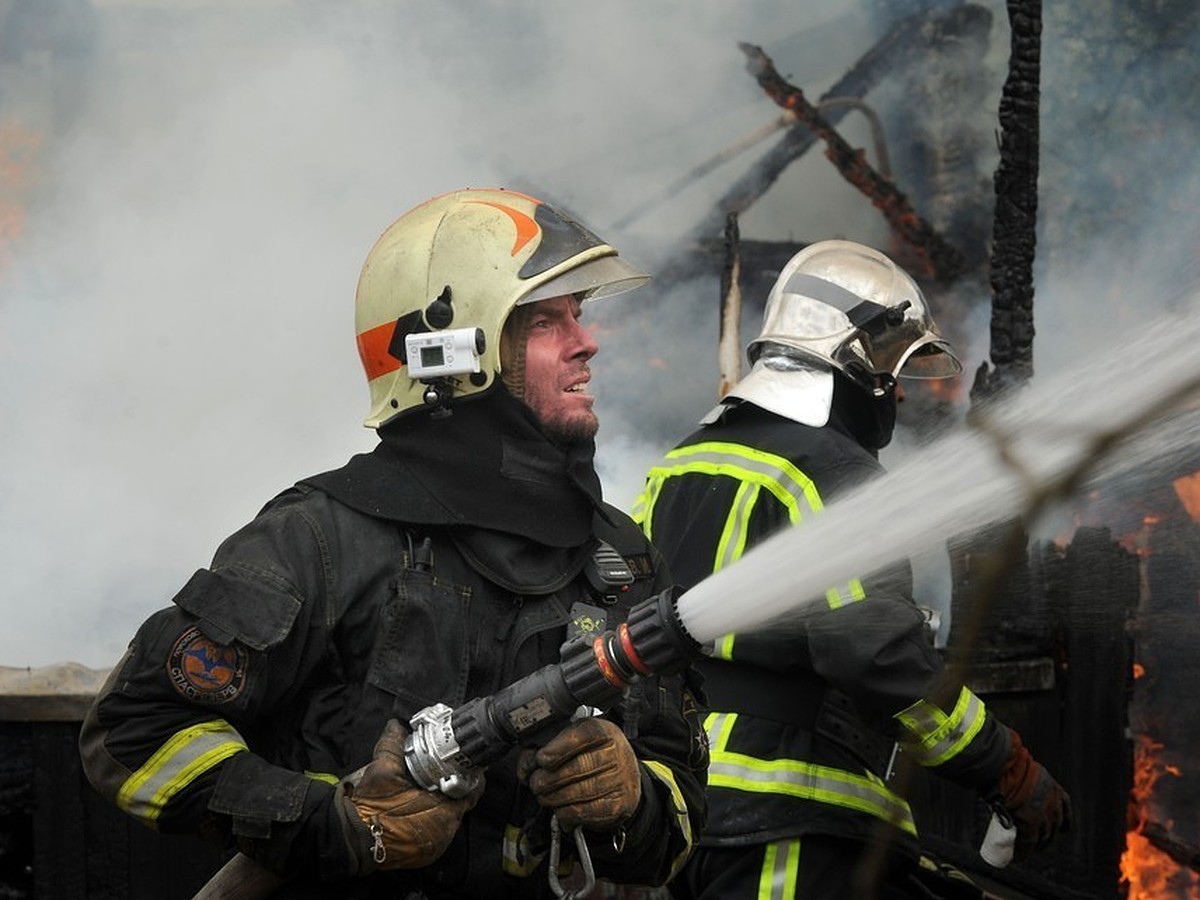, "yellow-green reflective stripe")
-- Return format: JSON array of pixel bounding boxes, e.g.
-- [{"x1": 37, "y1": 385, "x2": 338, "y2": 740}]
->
[
  {"x1": 707, "y1": 749, "x2": 916, "y2": 835},
  {"x1": 713, "y1": 632, "x2": 736, "y2": 660},
  {"x1": 715, "y1": 480, "x2": 760, "y2": 571},
  {"x1": 502, "y1": 824, "x2": 544, "y2": 876},
  {"x1": 632, "y1": 476, "x2": 660, "y2": 531},
  {"x1": 117, "y1": 720, "x2": 247, "y2": 825},
  {"x1": 643, "y1": 759, "x2": 695, "y2": 879},
  {"x1": 648, "y1": 441, "x2": 825, "y2": 554},
  {"x1": 656, "y1": 441, "x2": 824, "y2": 520},
  {"x1": 759, "y1": 839, "x2": 800, "y2": 900},
  {"x1": 825, "y1": 578, "x2": 867, "y2": 609},
  {"x1": 304, "y1": 770, "x2": 339, "y2": 785},
  {"x1": 896, "y1": 688, "x2": 987, "y2": 766},
  {"x1": 705, "y1": 711, "x2": 738, "y2": 753}
]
